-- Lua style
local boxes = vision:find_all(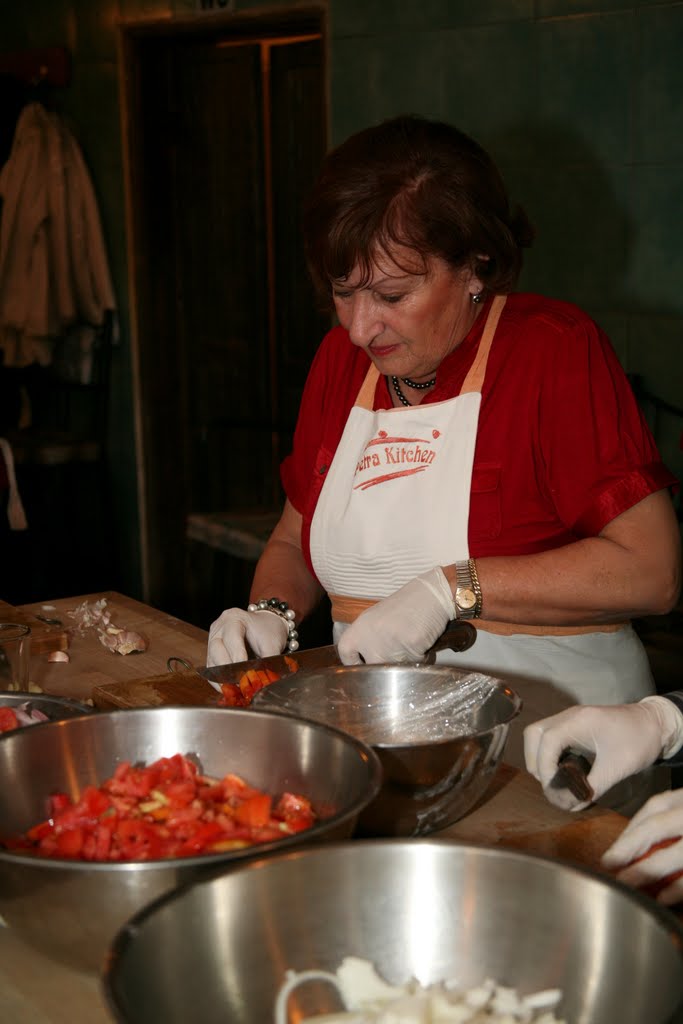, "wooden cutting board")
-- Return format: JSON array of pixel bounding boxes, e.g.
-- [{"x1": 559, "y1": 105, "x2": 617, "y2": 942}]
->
[
  {"x1": 91, "y1": 670, "x2": 219, "y2": 709},
  {"x1": 0, "y1": 599, "x2": 69, "y2": 655}
]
